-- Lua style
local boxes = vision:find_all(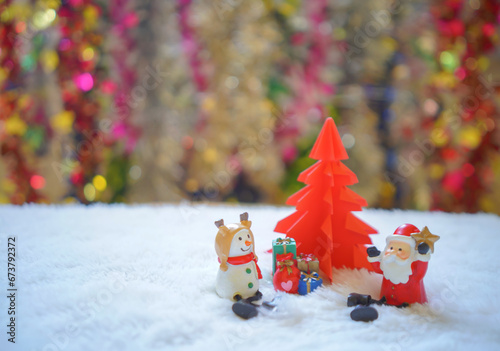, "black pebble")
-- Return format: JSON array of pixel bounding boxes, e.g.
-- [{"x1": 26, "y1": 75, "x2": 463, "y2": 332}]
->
[
  {"x1": 232, "y1": 301, "x2": 258, "y2": 320},
  {"x1": 350, "y1": 305, "x2": 378, "y2": 322}
]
